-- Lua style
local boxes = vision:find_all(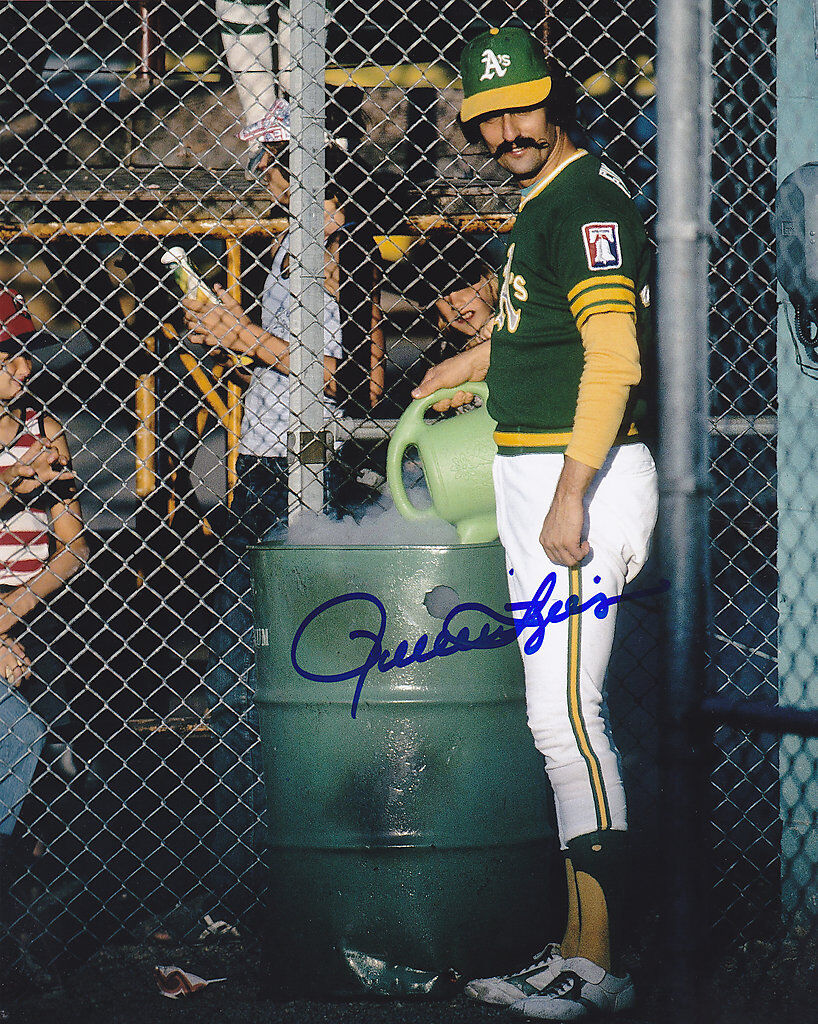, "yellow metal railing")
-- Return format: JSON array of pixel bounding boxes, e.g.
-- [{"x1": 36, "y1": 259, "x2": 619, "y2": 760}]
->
[{"x1": 0, "y1": 216, "x2": 287, "y2": 517}]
